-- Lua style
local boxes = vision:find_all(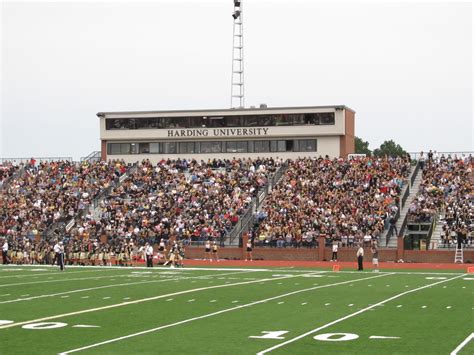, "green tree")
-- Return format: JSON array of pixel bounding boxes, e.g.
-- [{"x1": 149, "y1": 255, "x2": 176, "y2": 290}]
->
[
  {"x1": 355, "y1": 136, "x2": 372, "y2": 156},
  {"x1": 373, "y1": 140, "x2": 407, "y2": 158}
]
